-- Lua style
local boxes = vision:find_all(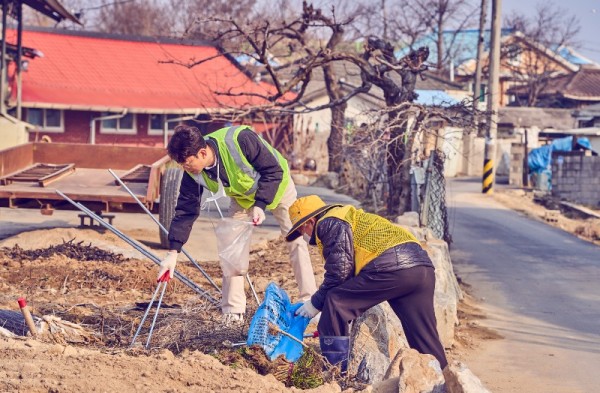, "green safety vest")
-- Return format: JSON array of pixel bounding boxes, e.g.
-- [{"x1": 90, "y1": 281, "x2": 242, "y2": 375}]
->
[{"x1": 196, "y1": 125, "x2": 289, "y2": 210}]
